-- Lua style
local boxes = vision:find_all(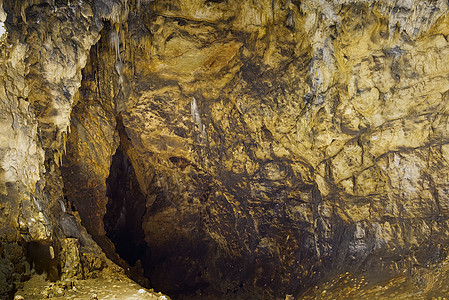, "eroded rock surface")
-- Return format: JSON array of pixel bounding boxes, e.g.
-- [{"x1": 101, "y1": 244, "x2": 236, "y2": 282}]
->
[
  {"x1": 0, "y1": 0, "x2": 147, "y2": 299},
  {"x1": 3, "y1": 0, "x2": 449, "y2": 299},
  {"x1": 59, "y1": 0, "x2": 449, "y2": 299}
]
